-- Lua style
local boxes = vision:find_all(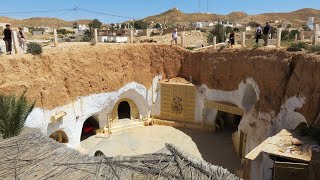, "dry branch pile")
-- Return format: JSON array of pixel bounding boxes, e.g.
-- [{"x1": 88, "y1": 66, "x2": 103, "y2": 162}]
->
[{"x1": 0, "y1": 133, "x2": 240, "y2": 179}]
